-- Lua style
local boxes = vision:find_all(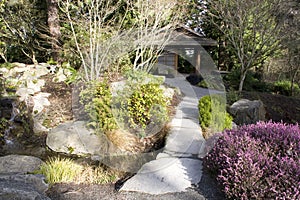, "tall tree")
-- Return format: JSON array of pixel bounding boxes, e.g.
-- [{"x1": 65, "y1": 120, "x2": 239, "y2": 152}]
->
[
  {"x1": 0, "y1": 0, "x2": 7, "y2": 62},
  {"x1": 58, "y1": 0, "x2": 185, "y2": 81},
  {"x1": 206, "y1": 0, "x2": 283, "y2": 91},
  {"x1": 278, "y1": 0, "x2": 300, "y2": 95},
  {"x1": 47, "y1": 0, "x2": 61, "y2": 61},
  {"x1": 0, "y1": 0, "x2": 49, "y2": 63}
]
